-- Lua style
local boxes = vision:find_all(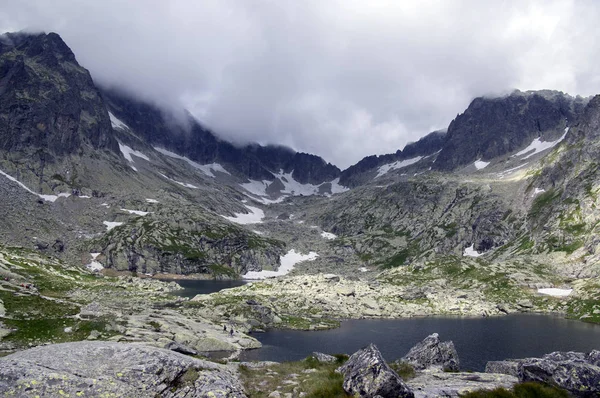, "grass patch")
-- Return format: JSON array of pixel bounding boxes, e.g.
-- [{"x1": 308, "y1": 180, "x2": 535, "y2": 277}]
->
[
  {"x1": 460, "y1": 382, "x2": 569, "y2": 397},
  {"x1": 389, "y1": 361, "x2": 416, "y2": 380},
  {"x1": 240, "y1": 357, "x2": 350, "y2": 398}
]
